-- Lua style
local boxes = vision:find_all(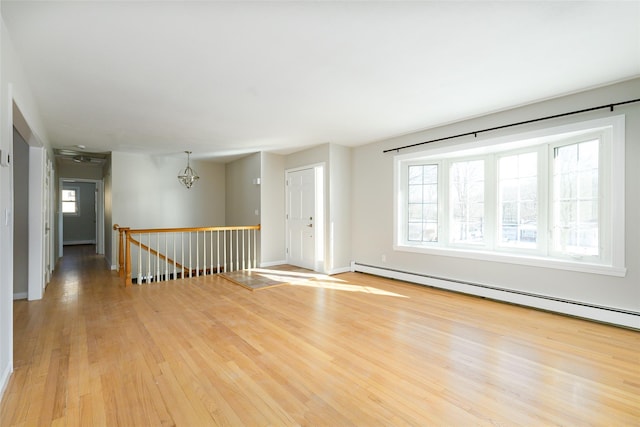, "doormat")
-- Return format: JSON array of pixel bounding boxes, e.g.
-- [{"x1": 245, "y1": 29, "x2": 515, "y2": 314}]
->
[{"x1": 220, "y1": 265, "x2": 317, "y2": 291}]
